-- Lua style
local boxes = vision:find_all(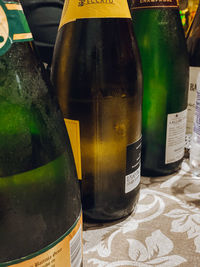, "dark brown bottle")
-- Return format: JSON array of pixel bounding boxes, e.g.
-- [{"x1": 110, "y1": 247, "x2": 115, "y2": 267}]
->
[{"x1": 20, "y1": 0, "x2": 64, "y2": 65}]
